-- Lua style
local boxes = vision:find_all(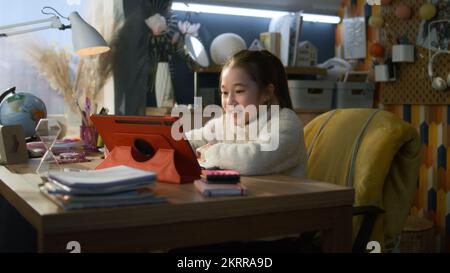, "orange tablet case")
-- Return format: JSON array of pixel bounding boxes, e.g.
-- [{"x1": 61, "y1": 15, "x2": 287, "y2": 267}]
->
[{"x1": 91, "y1": 115, "x2": 201, "y2": 184}]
